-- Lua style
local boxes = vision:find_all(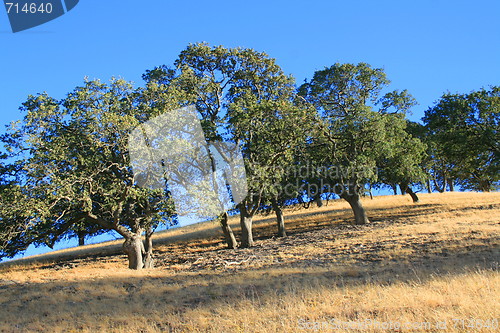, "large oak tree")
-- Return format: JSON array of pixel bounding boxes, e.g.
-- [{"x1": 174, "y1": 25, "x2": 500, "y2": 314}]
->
[
  {"x1": 1, "y1": 79, "x2": 177, "y2": 269},
  {"x1": 298, "y1": 63, "x2": 418, "y2": 224}
]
